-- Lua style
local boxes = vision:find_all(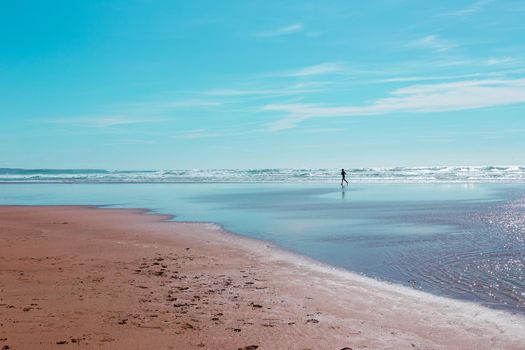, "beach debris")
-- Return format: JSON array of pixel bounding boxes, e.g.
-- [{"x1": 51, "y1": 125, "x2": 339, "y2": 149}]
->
[
  {"x1": 306, "y1": 318, "x2": 319, "y2": 324},
  {"x1": 173, "y1": 302, "x2": 192, "y2": 309},
  {"x1": 238, "y1": 346, "x2": 258, "y2": 350},
  {"x1": 2, "y1": 346, "x2": 10, "y2": 350},
  {"x1": 181, "y1": 322, "x2": 195, "y2": 330},
  {"x1": 340, "y1": 348, "x2": 353, "y2": 350},
  {"x1": 56, "y1": 340, "x2": 68, "y2": 345}
]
